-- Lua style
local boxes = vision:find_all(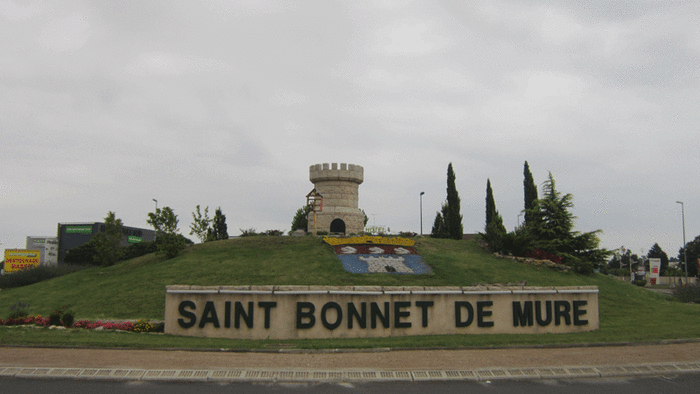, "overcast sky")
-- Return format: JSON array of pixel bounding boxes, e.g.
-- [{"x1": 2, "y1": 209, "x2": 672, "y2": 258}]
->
[{"x1": 2, "y1": 0, "x2": 699, "y2": 262}]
